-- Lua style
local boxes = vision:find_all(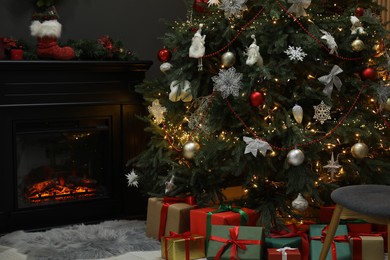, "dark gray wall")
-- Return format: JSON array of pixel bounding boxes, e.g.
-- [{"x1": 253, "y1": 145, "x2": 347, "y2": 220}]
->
[{"x1": 0, "y1": 0, "x2": 187, "y2": 77}]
